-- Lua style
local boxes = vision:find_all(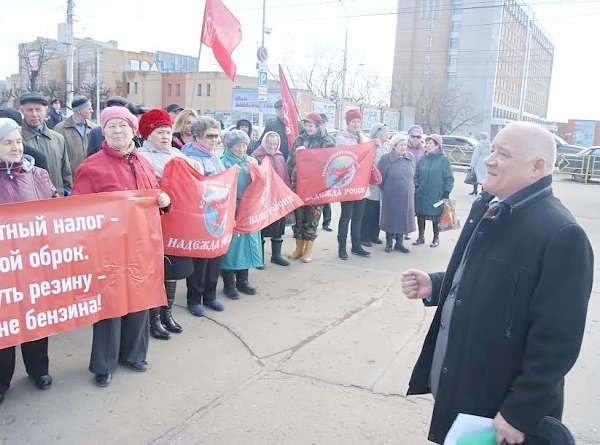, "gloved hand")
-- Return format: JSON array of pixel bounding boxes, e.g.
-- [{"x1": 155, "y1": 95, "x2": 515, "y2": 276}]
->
[{"x1": 158, "y1": 191, "x2": 171, "y2": 208}]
